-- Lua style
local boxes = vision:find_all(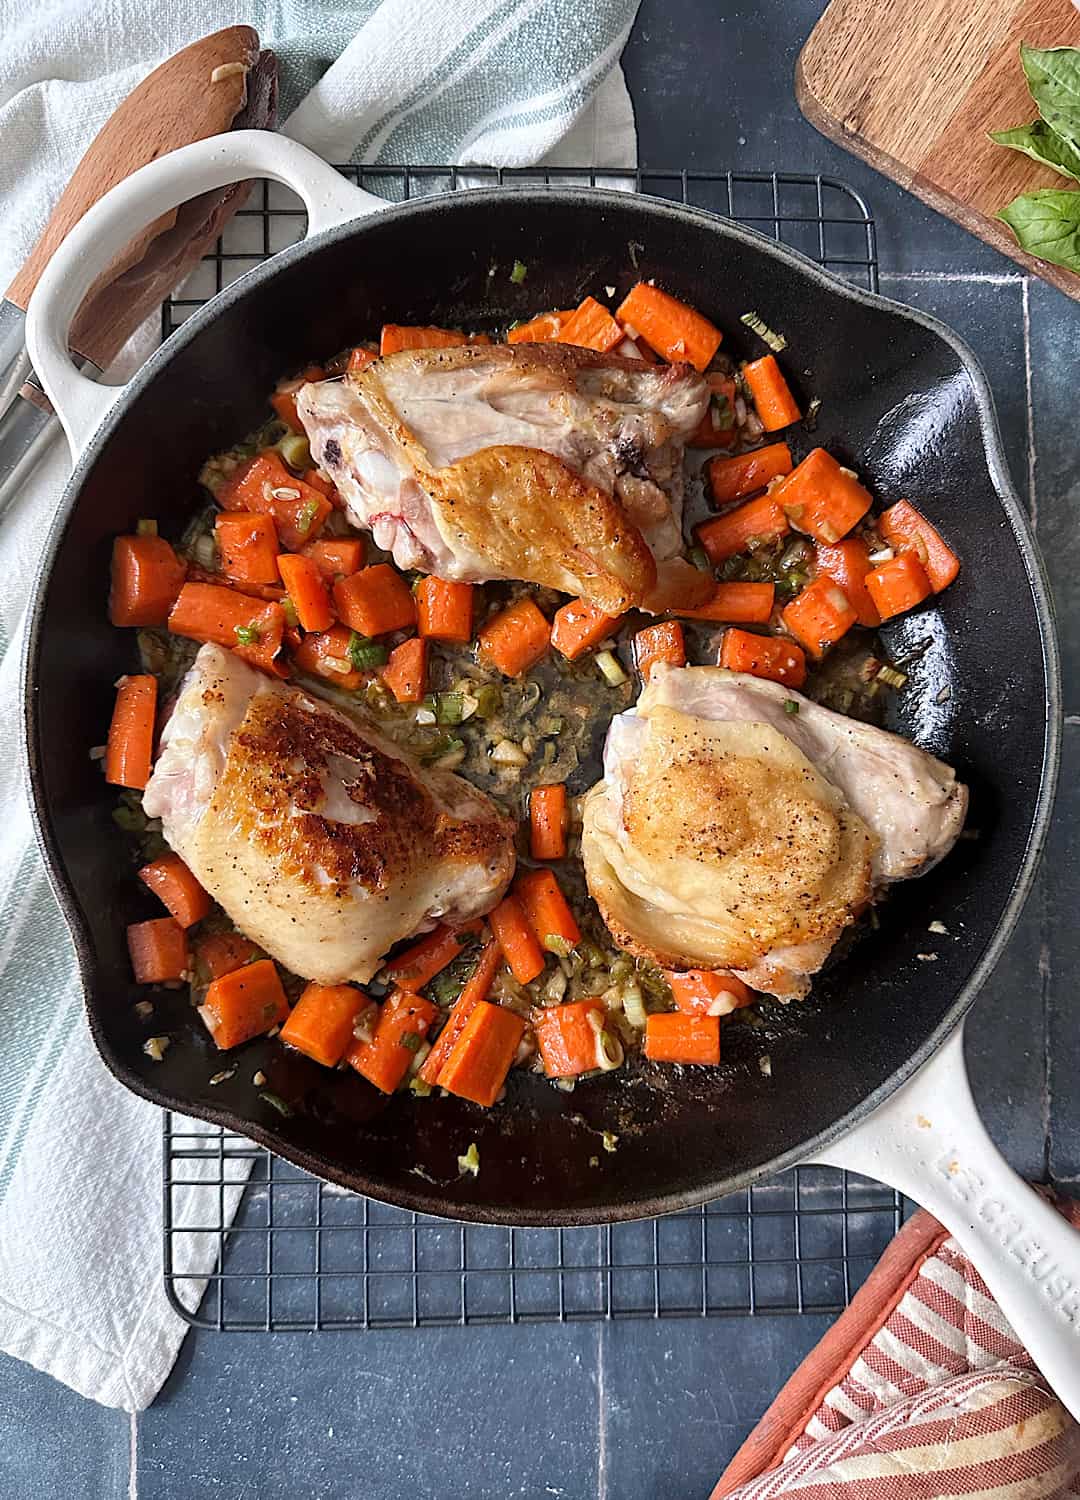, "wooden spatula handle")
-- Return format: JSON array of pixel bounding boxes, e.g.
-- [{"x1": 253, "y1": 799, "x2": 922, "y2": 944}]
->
[{"x1": 5, "y1": 26, "x2": 277, "y2": 368}]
